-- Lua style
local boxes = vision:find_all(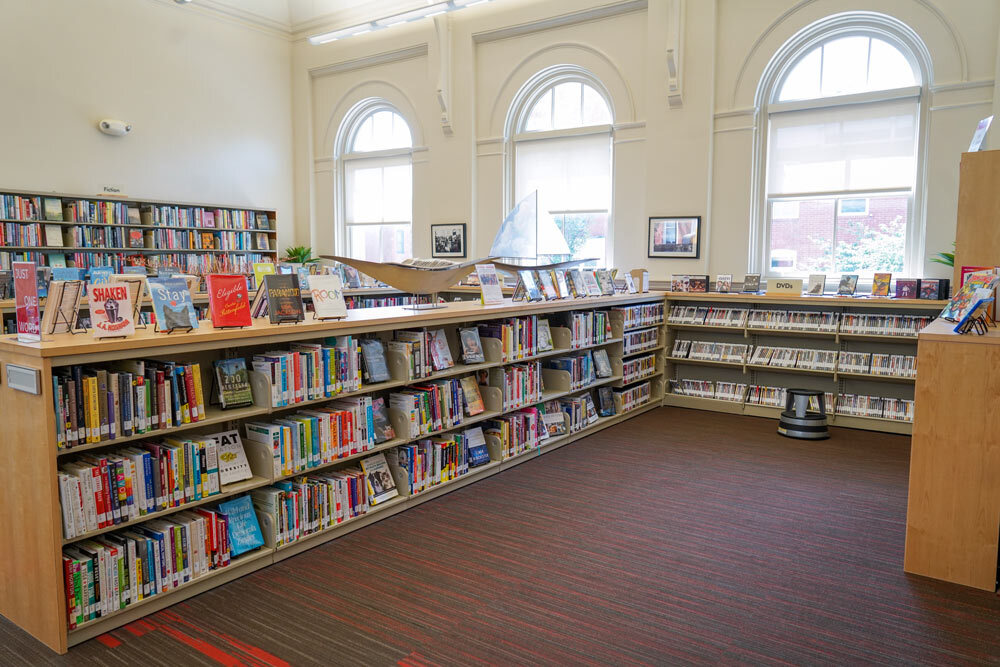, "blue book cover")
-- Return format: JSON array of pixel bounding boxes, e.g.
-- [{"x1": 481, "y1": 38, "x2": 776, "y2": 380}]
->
[
  {"x1": 217, "y1": 495, "x2": 264, "y2": 556},
  {"x1": 147, "y1": 277, "x2": 199, "y2": 331},
  {"x1": 122, "y1": 266, "x2": 147, "y2": 276},
  {"x1": 296, "y1": 266, "x2": 311, "y2": 290},
  {"x1": 88, "y1": 266, "x2": 114, "y2": 287},
  {"x1": 52, "y1": 267, "x2": 86, "y2": 282}
]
